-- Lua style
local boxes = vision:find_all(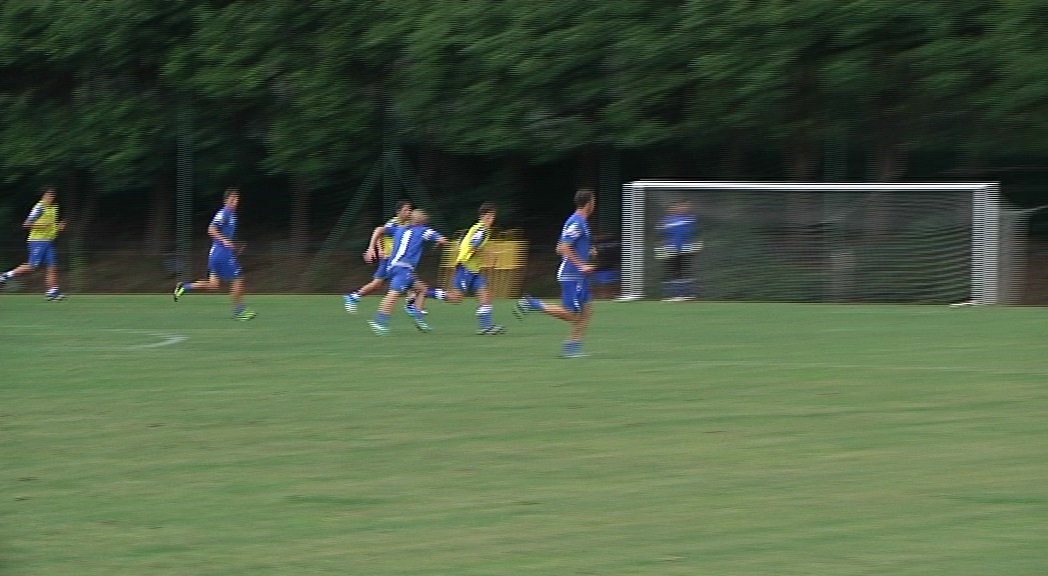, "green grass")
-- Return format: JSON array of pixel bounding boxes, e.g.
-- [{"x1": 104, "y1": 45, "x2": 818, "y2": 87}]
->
[{"x1": 2, "y1": 295, "x2": 1047, "y2": 575}]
